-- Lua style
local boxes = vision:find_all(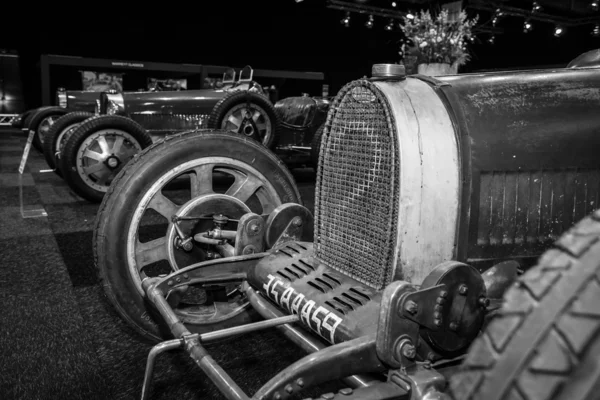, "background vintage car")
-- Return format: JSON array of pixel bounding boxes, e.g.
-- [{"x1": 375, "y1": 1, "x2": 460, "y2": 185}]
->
[
  {"x1": 40, "y1": 67, "x2": 329, "y2": 203},
  {"x1": 93, "y1": 51, "x2": 600, "y2": 400}
]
